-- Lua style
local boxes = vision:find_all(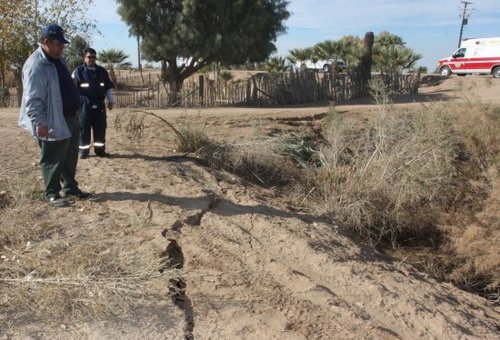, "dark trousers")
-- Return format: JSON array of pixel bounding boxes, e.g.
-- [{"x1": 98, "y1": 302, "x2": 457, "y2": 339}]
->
[
  {"x1": 38, "y1": 115, "x2": 80, "y2": 198},
  {"x1": 79, "y1": 100, "x2": 107, "y2": 155}
]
